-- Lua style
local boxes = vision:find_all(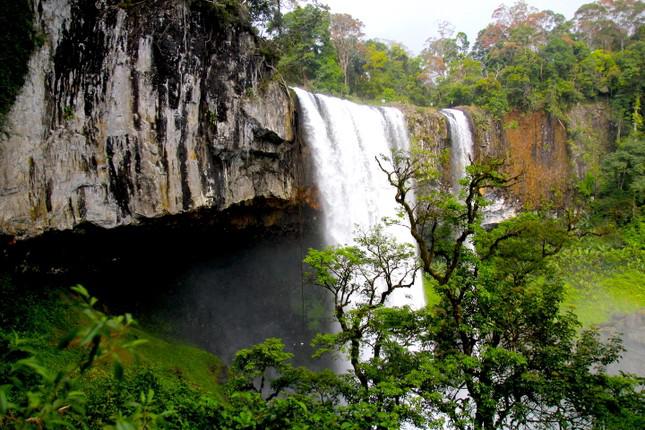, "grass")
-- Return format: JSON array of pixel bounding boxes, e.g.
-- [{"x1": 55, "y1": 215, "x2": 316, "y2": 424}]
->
[
  {"x1": 132, "y1": 328, "x2": 224, "y2": 397},
  {"x1": 0, "y1": 278, "x2": 224, "y2": 396},
  {"x1": 563, "y1": 268, "x2": 645, "y2": 327},
  {"x1": 558, "y1": 220, "x2": 645, "y2": 327}
]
